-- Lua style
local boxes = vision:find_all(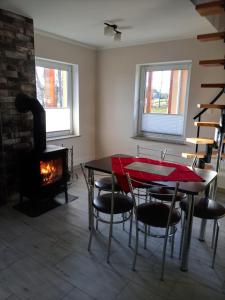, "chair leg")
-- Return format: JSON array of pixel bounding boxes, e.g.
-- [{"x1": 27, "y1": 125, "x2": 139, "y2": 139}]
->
[
  {"x1": 132, "y1": 219, "x2": 139, "y2": 271},
  {"x1": 161, "y1": 226, "x2": 170, "y2": 281},
  {"x1": 171, "y1": 226, "x2": 175, "y2": 258},
  {"x1": 88, "y1": 207, "x2": 95, "y2": 252},
  {"x1": 169, "y1": 227, "x2": 172, "y2": 243},
  {"x1": 107, "y1": 214, "x2": 113, "y2": 263},
  {"x1": 144, "y1": 224, "x2": 147, "y2": 249},
  {"x1": 128, "y1": 210, "x2": 133, "y2": 247},
  {"x1": 180, "y1": 210, "x2": 183, "y2": 228},
  {"x1": 211, "y1": 219, "x2": 217, "y2": 249},
  {"x1": 179, "y1": 216, "x2": 186, "y2": 260},
  {"x1": 95, "y1": 190, "x2": 101, "y2": 231},
  {"x1": 96, "y1": 210, "x2": 99, "y2": 231},
  {"x1": 212, "y1": 221, "x2": 219, "y2": 269},
  {"x1": 123, "y1": 213, "x2": 126, "y2": 231}
]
